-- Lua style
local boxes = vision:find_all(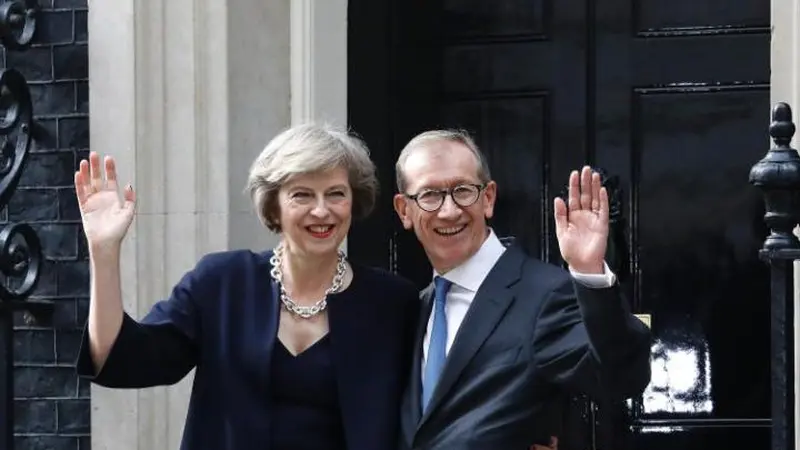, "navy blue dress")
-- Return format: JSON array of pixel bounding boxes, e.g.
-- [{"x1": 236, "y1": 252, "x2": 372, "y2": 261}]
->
[
  {"x1": 270, "y1": 335, "x2": 346, "y2": 450},
  {"x1": 75, "y1": 250, "x2": 420, "y2": 450}
]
